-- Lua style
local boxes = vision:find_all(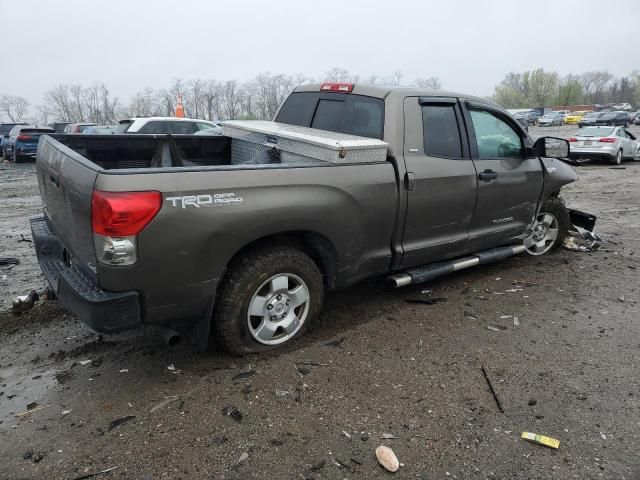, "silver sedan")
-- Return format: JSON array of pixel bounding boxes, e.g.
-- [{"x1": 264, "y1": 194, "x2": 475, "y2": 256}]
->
[{"x1": 568, "y1": 126, "x2": 640, "y2": 165}]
